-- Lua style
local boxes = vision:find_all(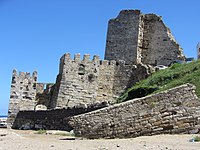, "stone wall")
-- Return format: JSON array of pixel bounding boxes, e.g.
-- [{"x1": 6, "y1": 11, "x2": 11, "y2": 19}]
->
[
  {"x1": 54, "y1": 53, "x2": 101, "y2": 108},
  {"x1": 49, "y1": 53, "x2": 150, "y2": 109},
  {"x1": 69, "y1": 84, "x2": 200, "y2": 139},
  {"x1": 104, "y1": 10, "x2": 185, "y2": 66},
  {"x1": 11, "y1": 102, "x2": 109, "y2": 130},
  {"x1": 7, "y1": 70, "x2": 38, "y2": 126}
]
